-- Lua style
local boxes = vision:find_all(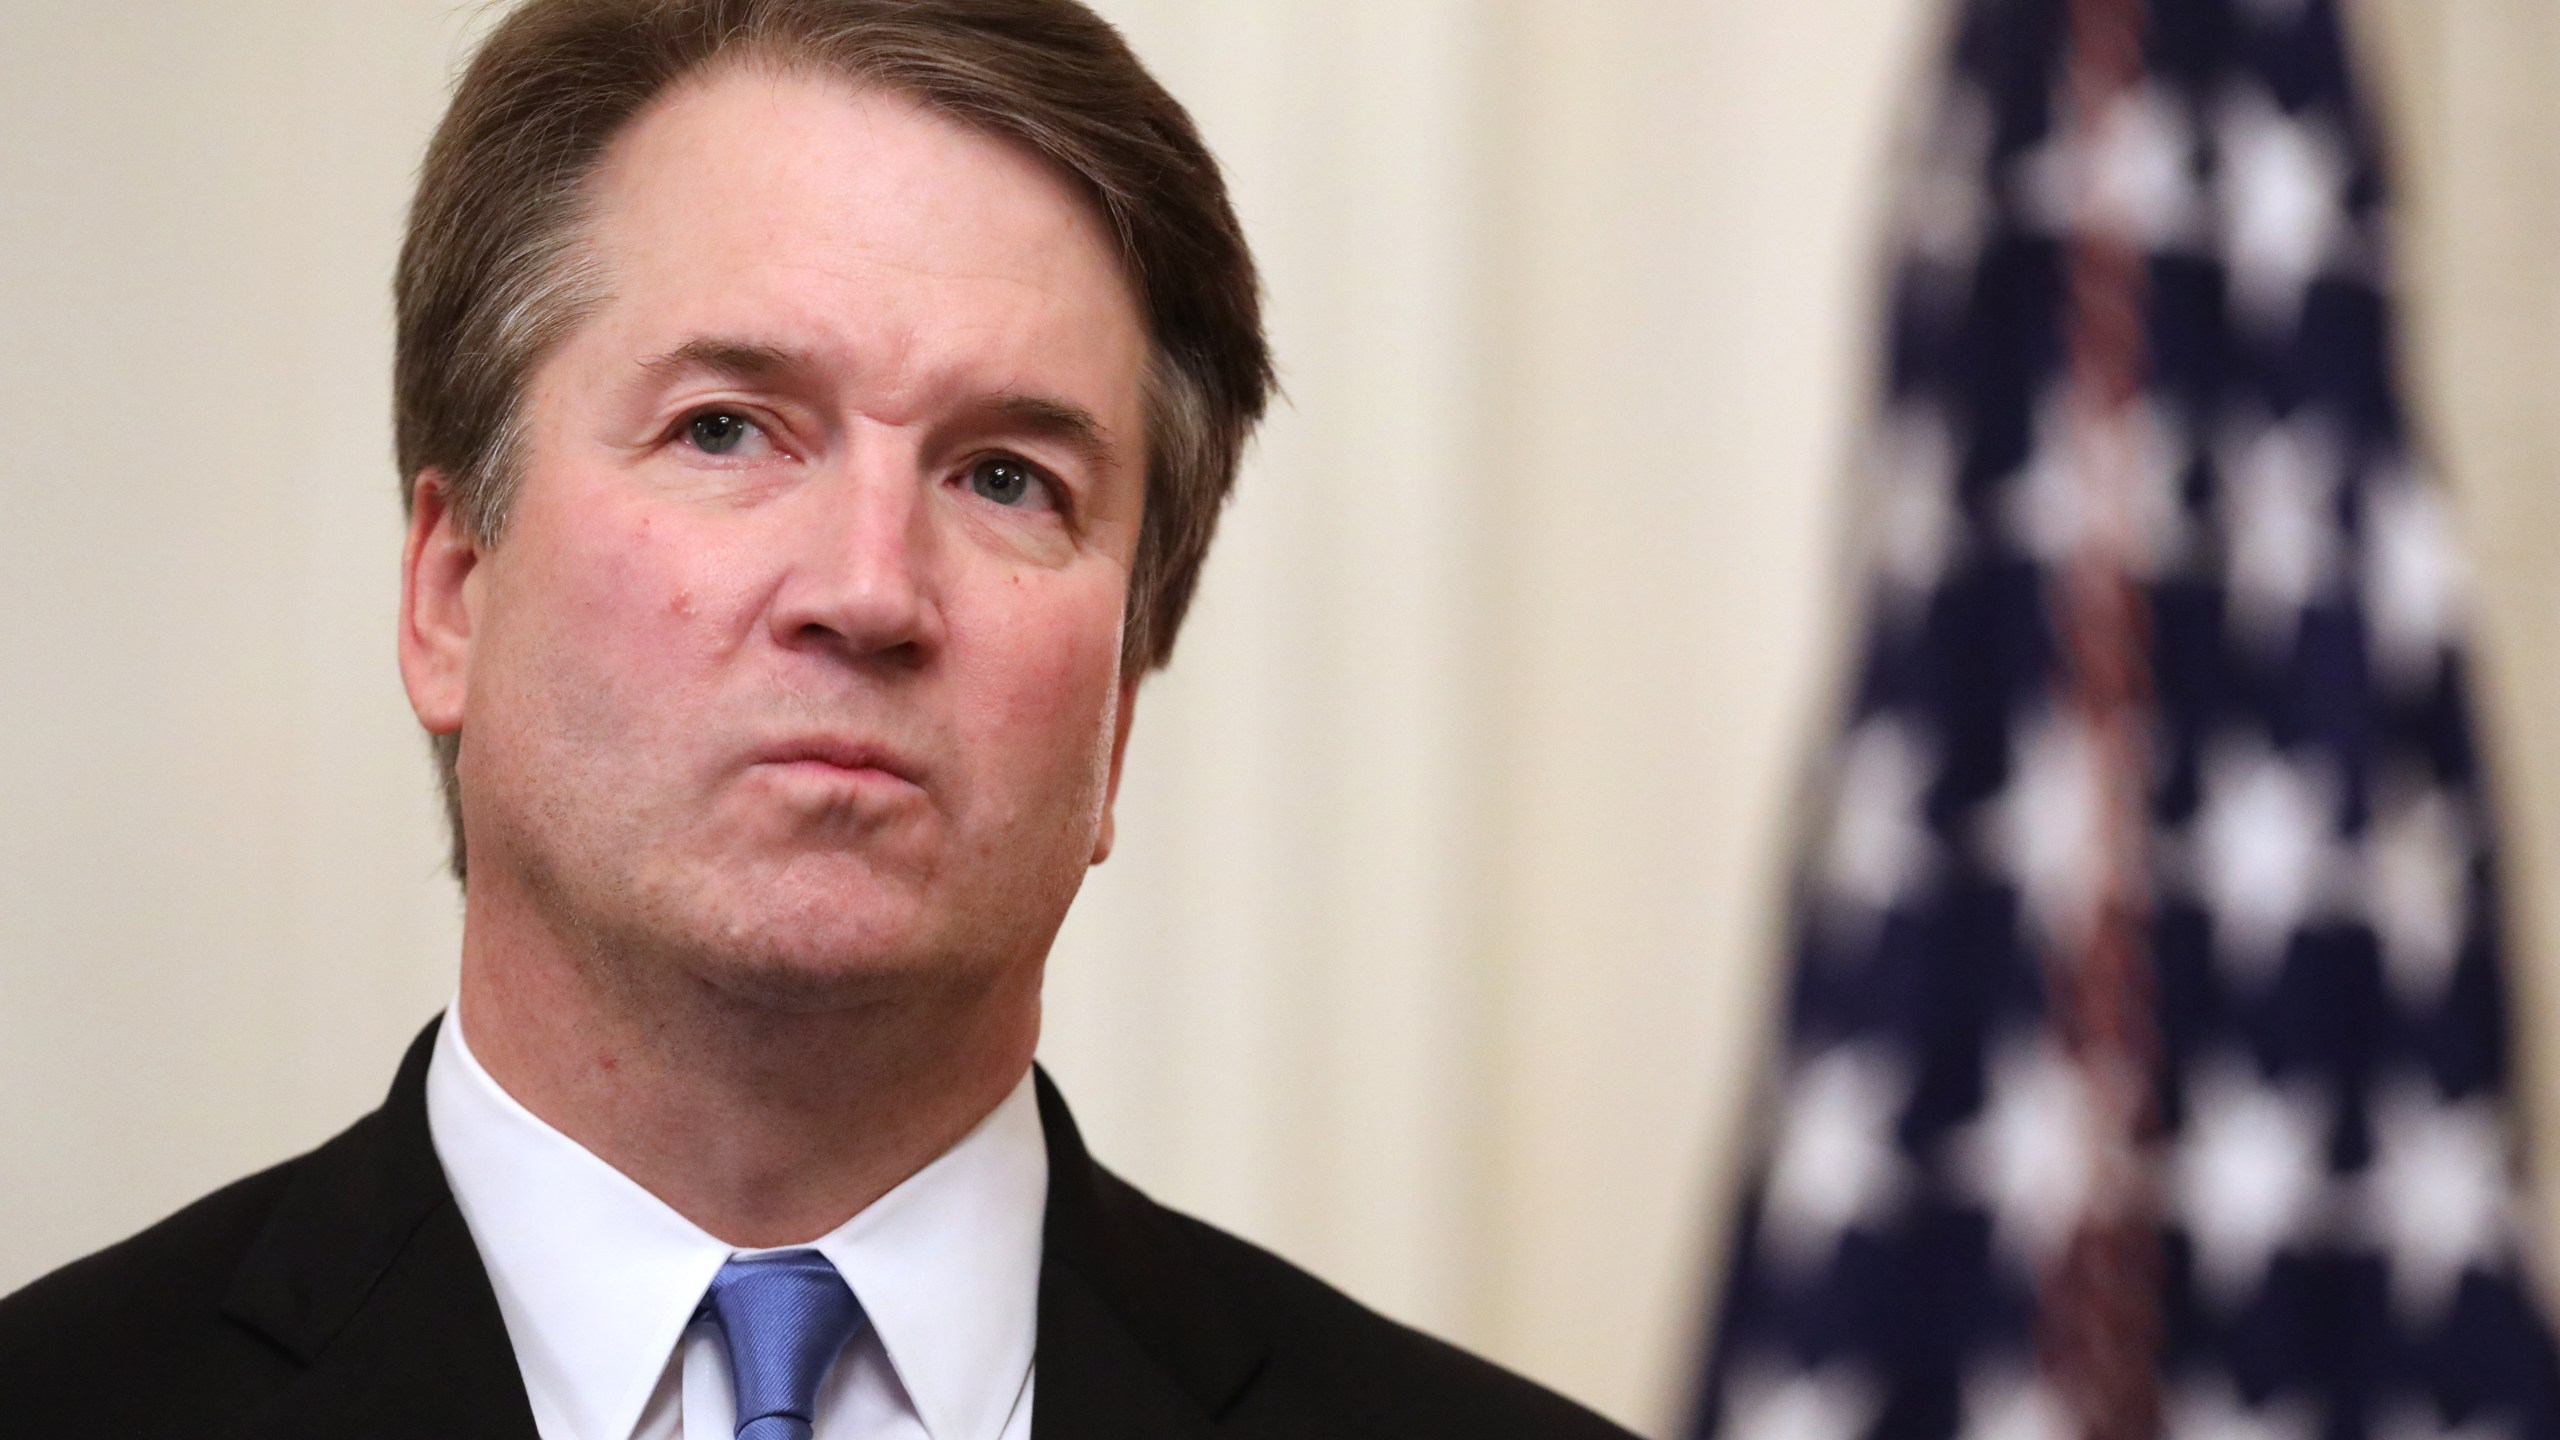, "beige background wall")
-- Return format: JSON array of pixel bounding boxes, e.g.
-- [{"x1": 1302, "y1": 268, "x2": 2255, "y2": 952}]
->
[{"x1": 1, "y1": 3, "x2": 2551, "y2": 1435}]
